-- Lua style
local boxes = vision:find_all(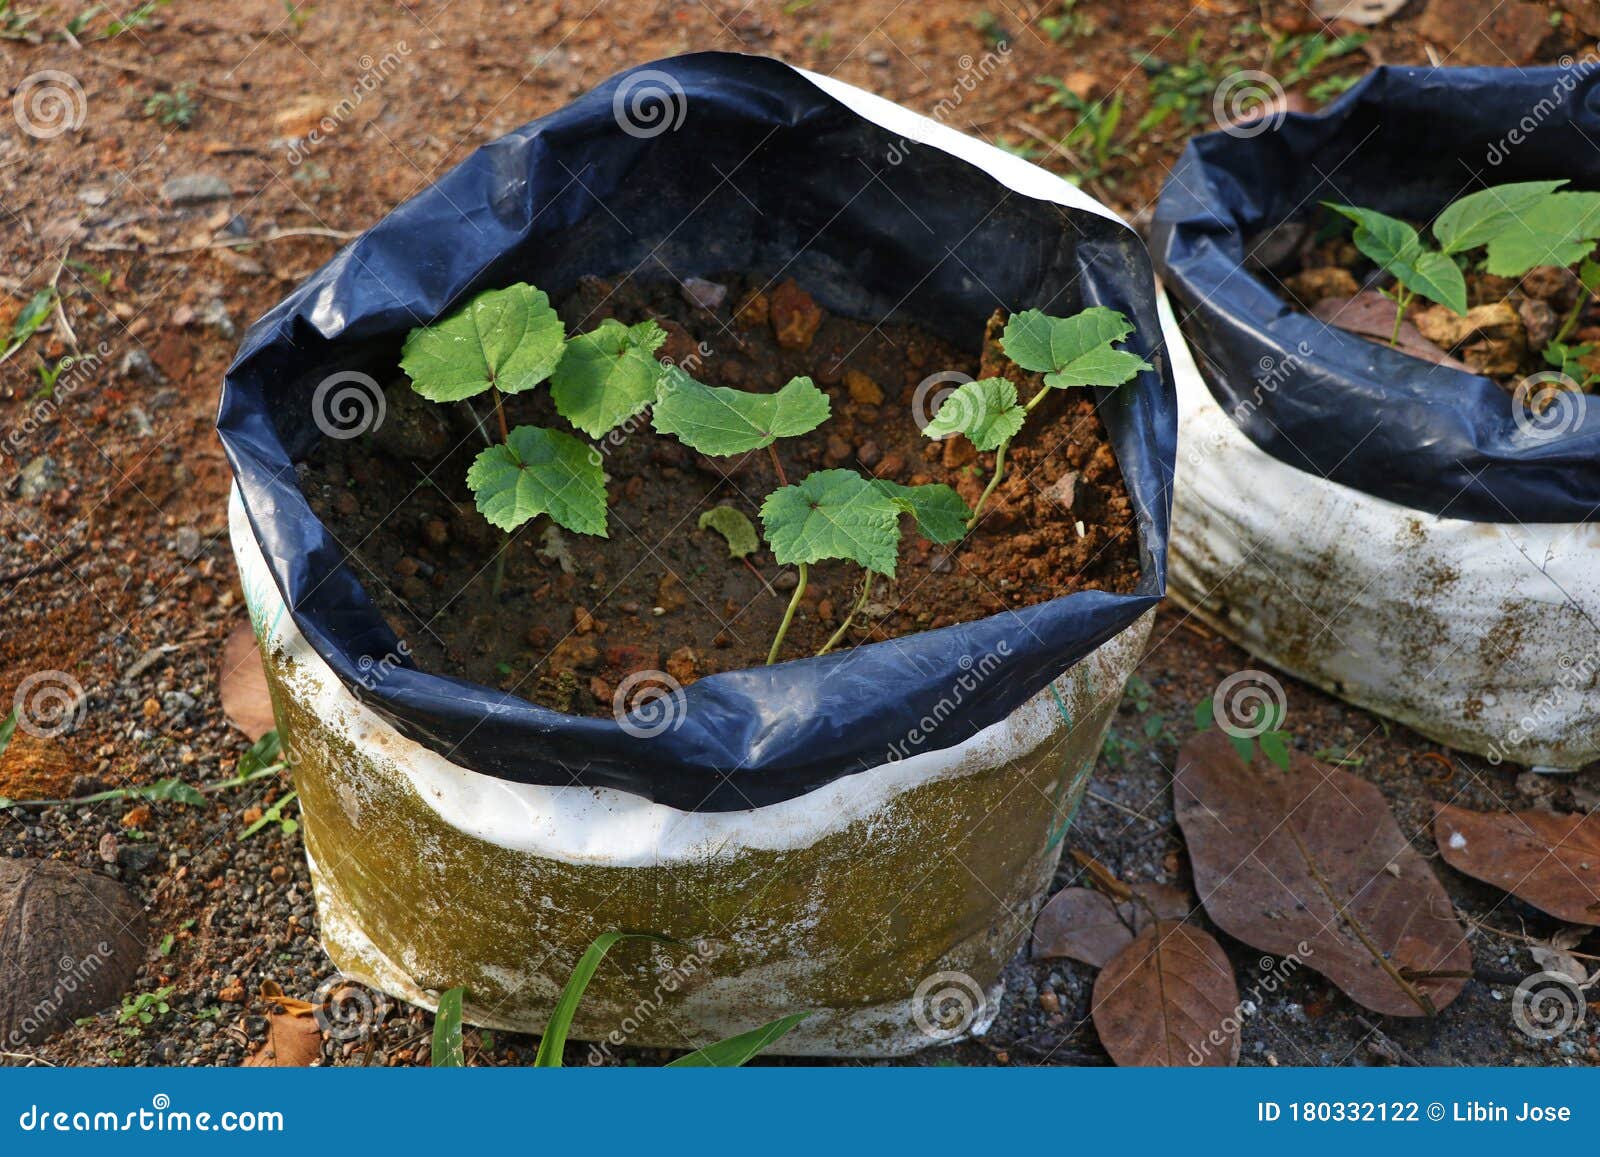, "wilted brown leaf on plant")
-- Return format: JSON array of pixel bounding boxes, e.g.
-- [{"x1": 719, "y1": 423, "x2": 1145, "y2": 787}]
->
[
  {"x1": 1091, "y1": 921, "x2": 1239, "y2": 1067},
  {"x1": 1433, "y1": 804, "x2": 1600, "y2": 926},
  {"x1": 219, "y1": 619, "x2": 275, "y2": 740},
  {"x1": 1032, "y1": 883, "x2": 1191, "y2": 968},
  {"x1": 1174, "y1": 732, "x2": 1470, "y2": 1017}
]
